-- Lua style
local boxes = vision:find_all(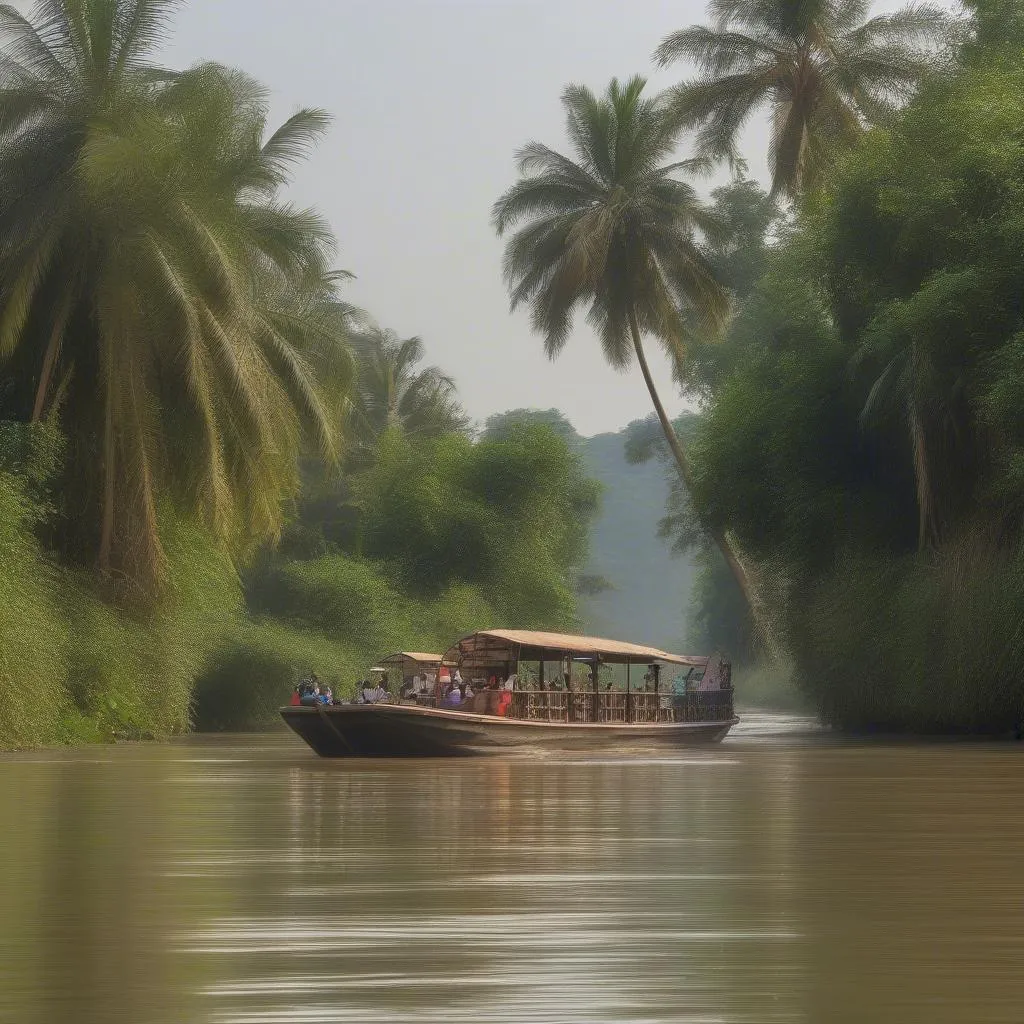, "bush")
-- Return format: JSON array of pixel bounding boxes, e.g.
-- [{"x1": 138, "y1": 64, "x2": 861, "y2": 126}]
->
[
  {"x1": 0, "y1": 472, "x2": 75, "y2": 748},
  {"x1": 192, "y1": 620, "x2": 360, "y2": 731},
  {"x1": 792, "y1": 536, "x2": 1024, "y2": 734},
  {"x1": 0, "y1": 463, "x2": 243, "y2": 749},
  {"x1": 195, "y1": 558, "x2": 501, "y2": 732},
  {"x1": 246, "y1": 553, "x2": 412, "y2": 645}
]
